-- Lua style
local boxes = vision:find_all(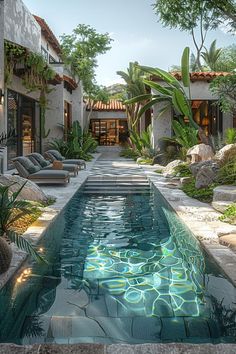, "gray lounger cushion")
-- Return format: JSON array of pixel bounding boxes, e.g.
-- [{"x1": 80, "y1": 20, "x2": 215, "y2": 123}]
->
[
  {"x1": 12, "y1": 156, "x2": 40, "y2": 178},
  {"x1": 28, "y1": 153, "x2": 51, "y2": 168},
  {"x1": 46, "y1": 150, "x2": 86, "y2": 167},
  {"x1": 12, "y1": 156, "x2": 70, "y2": 183},
  {"x1": 28, "y1": 170, "x2": 69, "y2": 180}
]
